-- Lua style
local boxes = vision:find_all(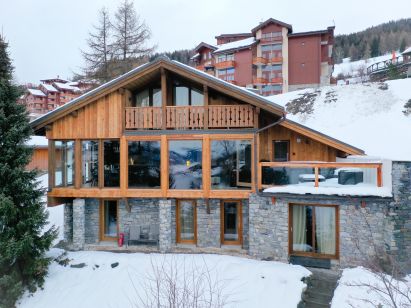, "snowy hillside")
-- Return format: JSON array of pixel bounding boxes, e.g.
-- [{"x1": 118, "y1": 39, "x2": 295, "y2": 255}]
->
[{"x1": 267, "y1": 79, "x2": 411, "y2": 161}]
